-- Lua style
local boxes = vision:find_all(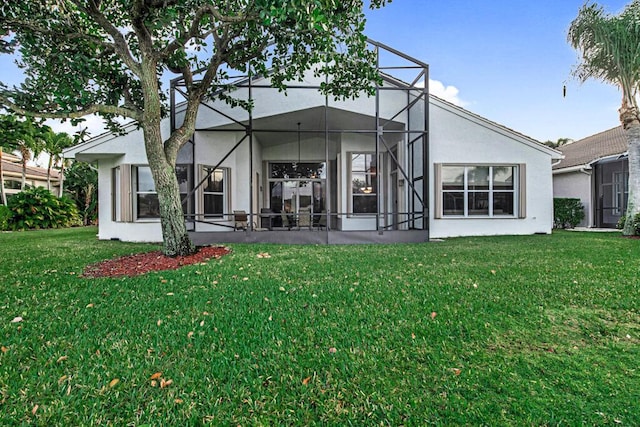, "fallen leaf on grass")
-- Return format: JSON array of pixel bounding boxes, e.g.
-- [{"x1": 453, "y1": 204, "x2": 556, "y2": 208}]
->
[
  {"x1": 174, "y1": 398, "x2": 183, "y2": 404},
  {"x1": 86, "y1": 303, "x2": 94, "y2": 308},
  {"x1": 58, "y1": 375, "x2": 68, "y2": 385},
  {"x1": 451, "y1": 368, "x2": 462, "y2": 376},
  {"x1": 108, "y1": 378, "x2": 120, "y2": 388},
  {"x1": 187, "y1": 331, "x2": 194, "y2": 339},
  {"x1": 411, "y1": 333, "x2": 416, "y2": 340},
  {"x1": 302, "y1": 376, "x2": 311, "y2": 385},
  {"x1": 1, "y1": 346, "x2": 8, "y2": 353},
  {"x1": 151, "y1": 380, "x2": 158, "y2": 387},
  {"x1": 32, "y1": 404, "x2": 38, "y2": 415},
  {"x1": 11, "y1": 317, "x2": 23, "y2": 323},
  {"x1": 56, "y1": 356, "x2": 68, "y2": 363},
  {"x1": 328, "y1": 347, "x2": 337, "y2": 354},
  {"x1": 160, "y1": 379, "x2": 173, "y2": 388},
  {"x1": 157, "y1": 319, "x2": 163, "y2": 326},
  {"x1": 431, "y1": 311, "x2": 437, "y2": 319},
  {"x1": 150, "y1": 372, "x2": 162, "y2": 380},
  {"x1": 490, "y1": 270, "x2": 497, "y2": 275}
]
